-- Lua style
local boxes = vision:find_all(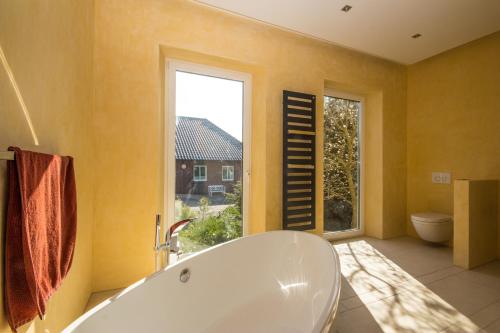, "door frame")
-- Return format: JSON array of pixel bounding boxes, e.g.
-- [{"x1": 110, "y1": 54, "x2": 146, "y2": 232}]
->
[
  {"x1": 323, "y1": 89, "x2": 365, "y2": 241},
  {"x1": 165, "y1": 60, "x2": 252, "y2": 236}
]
